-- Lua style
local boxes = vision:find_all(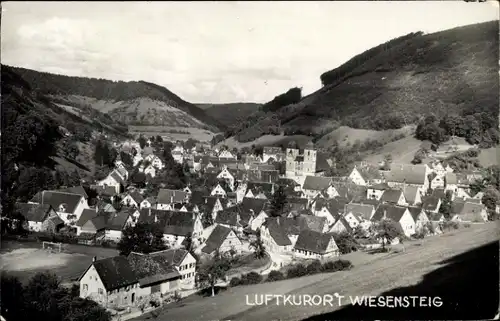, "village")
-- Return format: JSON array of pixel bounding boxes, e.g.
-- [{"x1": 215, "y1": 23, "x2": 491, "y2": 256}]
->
[{"x1": 8, "y1": 133, "x2": 497, "y2": 319}]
